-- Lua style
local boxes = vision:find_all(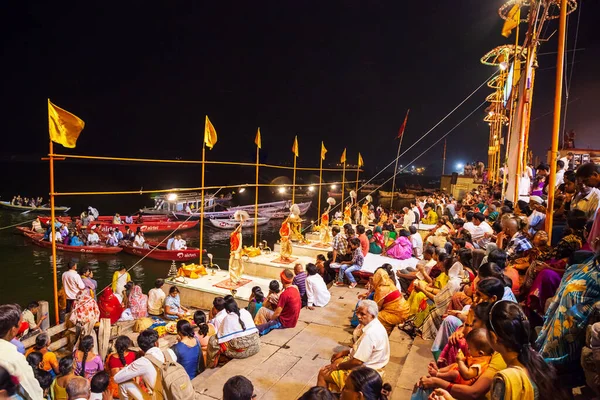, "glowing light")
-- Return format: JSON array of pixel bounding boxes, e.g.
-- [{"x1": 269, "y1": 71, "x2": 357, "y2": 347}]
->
[
  {"x1": 167, "y1": 193, "x2": 178, "y2": 201},
  {"x1": 238, "y1": 187, "x2": 246, "y2": 193},
  {"x1": 307, "y1": 186, "x2": 315, "y2": 192},
  {"x1": 330, "y1": 184, "x2": 337, "y2": 190},
  {"x1": 499, "y1": 61, "x2": 508, "y2": 71},
  {"x1": 278, "y1": 187, "x2": 286, "y2": 194},
  {"x1": 488, "y1": 111, "x2": 495, "y2": 116},
  {"x1": 456, "y1": 163, "x2": 464, "y2": 169}
]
